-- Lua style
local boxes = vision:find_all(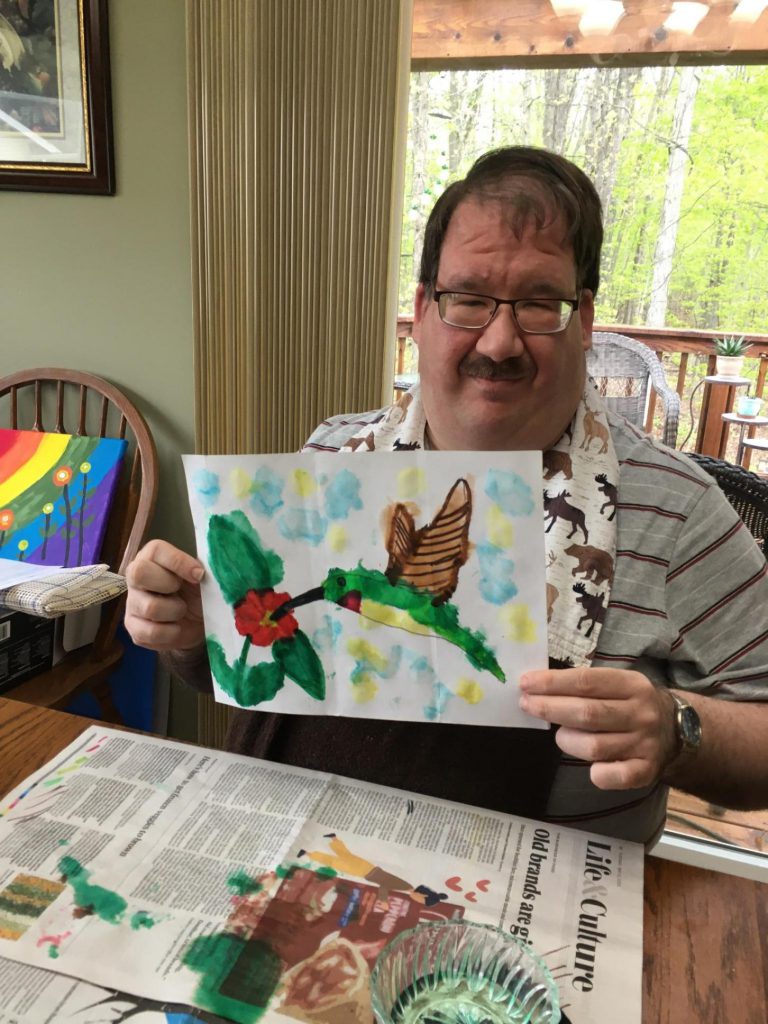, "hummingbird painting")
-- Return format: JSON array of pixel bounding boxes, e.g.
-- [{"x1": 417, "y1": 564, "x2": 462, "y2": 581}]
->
[{"x1": 274, "y1": 478, "x2": 506, "y2": 682}]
